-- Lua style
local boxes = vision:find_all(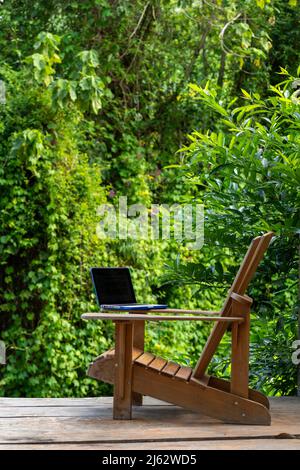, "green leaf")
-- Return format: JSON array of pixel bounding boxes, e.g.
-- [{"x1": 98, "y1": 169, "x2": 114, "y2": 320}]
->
[{"x1": 241, "y1": 89, "x2": 252, "y2": 100}]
